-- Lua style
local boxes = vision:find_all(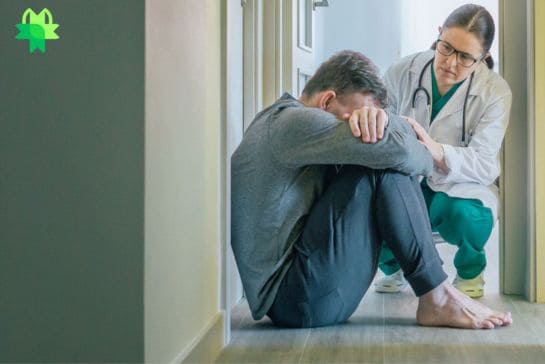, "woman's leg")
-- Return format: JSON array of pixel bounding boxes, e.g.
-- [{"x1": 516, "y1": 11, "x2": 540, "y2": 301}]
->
[{"x1": 428, "y1": 192, "x2": 494, "y2": 279}]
